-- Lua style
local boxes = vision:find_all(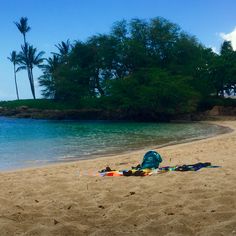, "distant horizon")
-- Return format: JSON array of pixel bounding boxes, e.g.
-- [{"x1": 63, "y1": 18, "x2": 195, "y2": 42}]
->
[{"x1": 1, "y1": 0, "x2": 236, "y2": 101}]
